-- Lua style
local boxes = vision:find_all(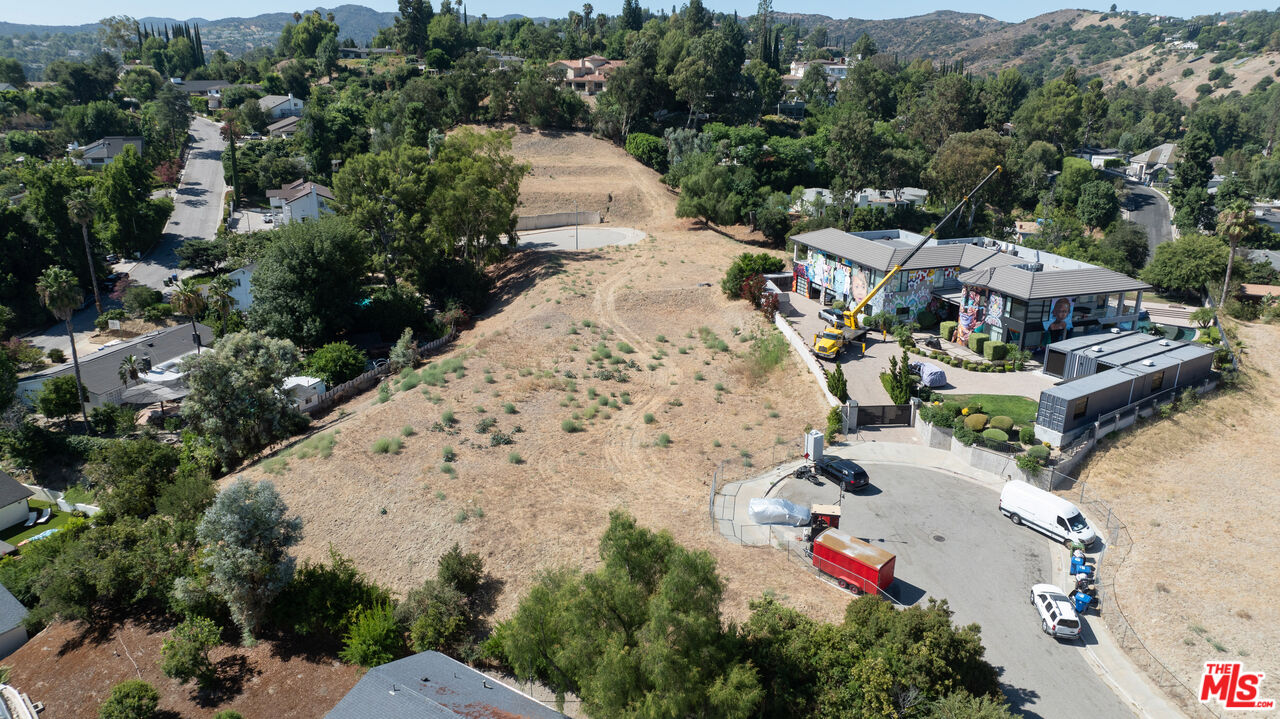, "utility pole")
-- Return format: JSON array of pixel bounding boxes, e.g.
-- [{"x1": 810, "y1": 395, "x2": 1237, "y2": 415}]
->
[{"x1": 575, "y1": 199, "x2": 579, "y2": 250}]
